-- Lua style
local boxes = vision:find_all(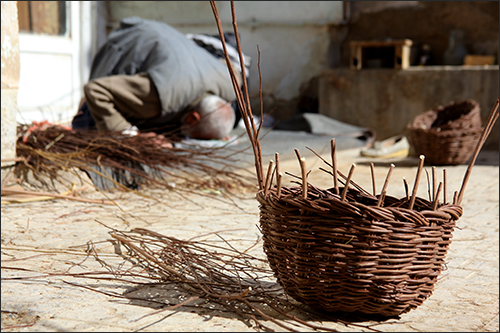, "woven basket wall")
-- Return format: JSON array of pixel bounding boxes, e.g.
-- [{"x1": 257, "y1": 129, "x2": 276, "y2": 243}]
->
[
  {"x1": 407, "y1": 100, "x2": 482, "y2": 165},
  {"x1": 407, "y1": 127, "x2": 483, "y2": 165},
  {"x1": 257, "y1": 186, "x2": 463, "y2": 317}
]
